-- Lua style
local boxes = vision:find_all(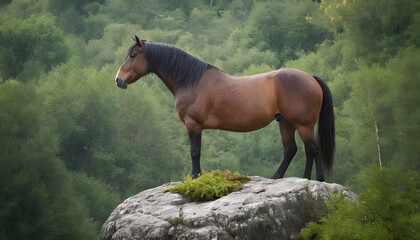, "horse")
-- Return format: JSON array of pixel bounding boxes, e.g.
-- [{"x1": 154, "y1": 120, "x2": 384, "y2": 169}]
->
[{"x1": 115, "y1": 36, "x2": 335, "y2": 182}]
